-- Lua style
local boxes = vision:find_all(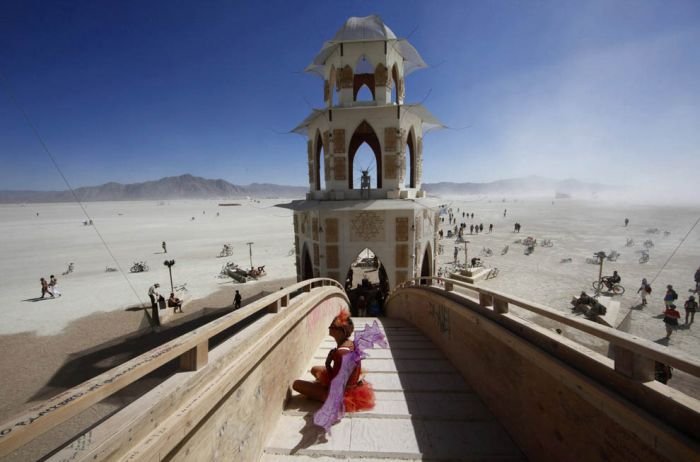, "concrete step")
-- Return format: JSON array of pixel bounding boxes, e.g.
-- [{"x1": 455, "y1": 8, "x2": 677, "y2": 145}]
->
[
  {"x1": 263, "y1": 415, "x2": 522, "y2": 461},
  {"x1": 261, "y1": 317, "x2": 523, "y2": 461}
]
